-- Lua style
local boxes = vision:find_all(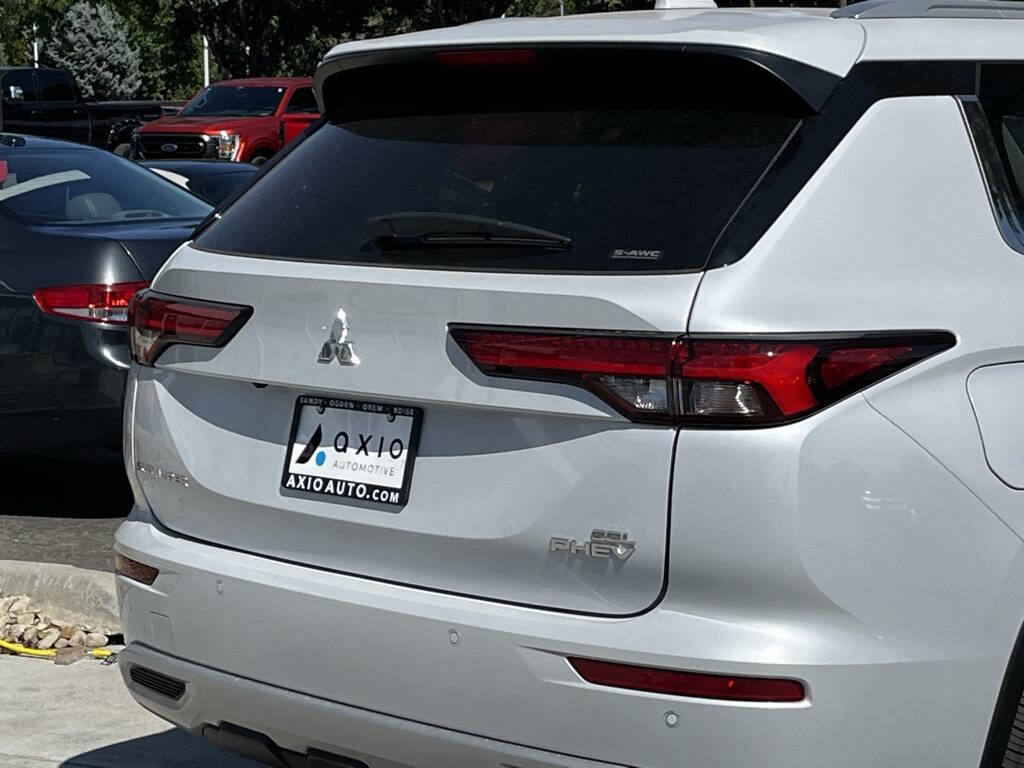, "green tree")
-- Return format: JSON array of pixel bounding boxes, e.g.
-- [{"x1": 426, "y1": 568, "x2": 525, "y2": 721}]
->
[
  {"x1": 0, "y1": 0, "x2": 73, "y2": 67},
  {"x1": 170, "y1": 0, "x2": 369, "y2": 79},
  {"x1": 107, "y1": 0, "x2": 206, "y2": 99},
  {"x1": 45, "y1": 2, "x2": 142, "y2": 98}
]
